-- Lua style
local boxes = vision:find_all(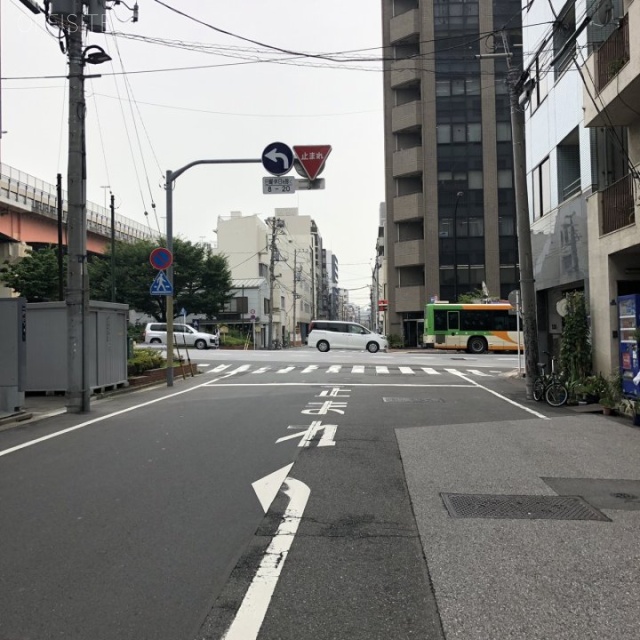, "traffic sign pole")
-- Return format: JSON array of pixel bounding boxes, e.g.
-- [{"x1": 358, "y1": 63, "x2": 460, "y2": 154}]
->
[{"x1": 164, "y1": 158, "x2": 262, "y2": 387}]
